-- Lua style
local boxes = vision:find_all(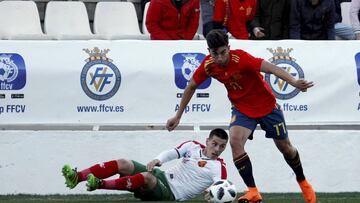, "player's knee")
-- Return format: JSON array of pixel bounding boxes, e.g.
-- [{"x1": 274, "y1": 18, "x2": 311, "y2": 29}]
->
[
  {"x1": 117, "y1": 159, "x2": 134, "y2": 174},
  {"x1": 141, "y1": 172, "x2": 157, "y2": 186},
  {"x1": 281, "y1": 148, "x2": 292, "y2": 157},
  {"x1": 275, "y1": 138, "x2": 296, "y2": 155},
  {"x1": 230, "y1": 138, "x2": 245, "y2": 152},
  {"x1": 230, "y1": 135, "x2": 246, "y2": 147},
  {"x1": 230, "y1": 126, "x2": 252, "y2": 143}
]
